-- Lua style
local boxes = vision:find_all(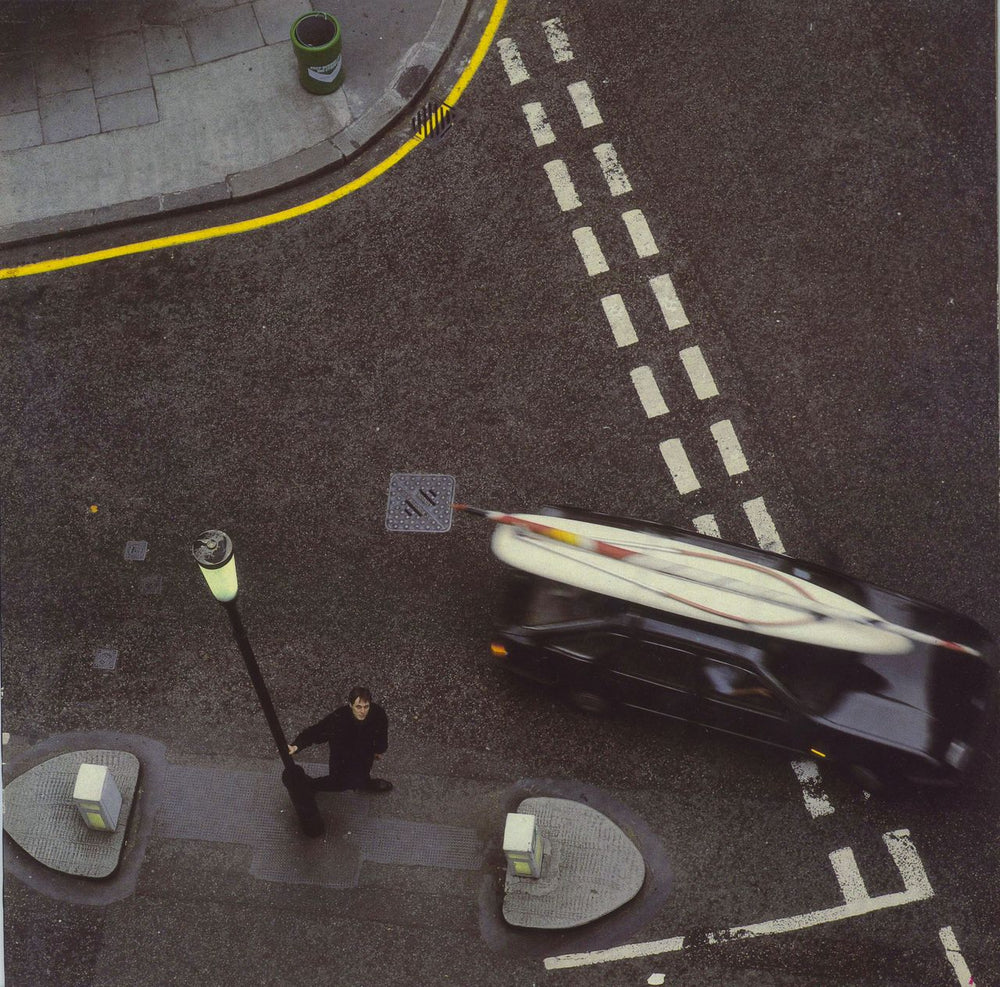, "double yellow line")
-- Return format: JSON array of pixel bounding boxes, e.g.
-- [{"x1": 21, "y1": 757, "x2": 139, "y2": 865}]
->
[{"x1": 1, "y1": 0, "x2": 507, "y2": 281}]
